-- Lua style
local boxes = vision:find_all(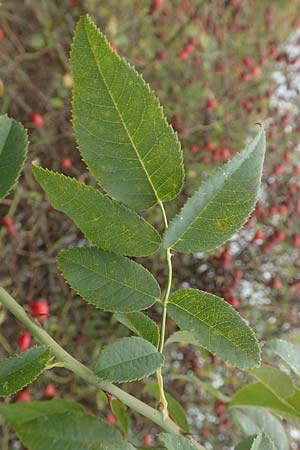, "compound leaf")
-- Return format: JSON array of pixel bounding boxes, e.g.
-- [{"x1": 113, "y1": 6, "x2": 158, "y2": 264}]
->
[
  {"x1": 0, "y1": 346, "x2": 50, "y2": 397},
  {"x1": 32, "y1": 166, "x2": 161, "y2": 257},
  {"x1": 163, "y1": 128, "x2": 265, "y2": 253},
  {"x1": 168, "y1": 289, "x2": 260, "y2": 369},
  {"x1": 95, "y1": 337, "x2": 164, "y2": 383},
  {"x1": 114, "y1": 312, "x2": 160, "y2": 347},
  {"x1": 58, "y1": 247, "x2": 160, "y2": 313},
  {"x1": 0, "y1": 115, "x2": 28, "y2": 200},
  {"x1": 71, "y1": 15, "x2": 184, "y2": 211}
]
